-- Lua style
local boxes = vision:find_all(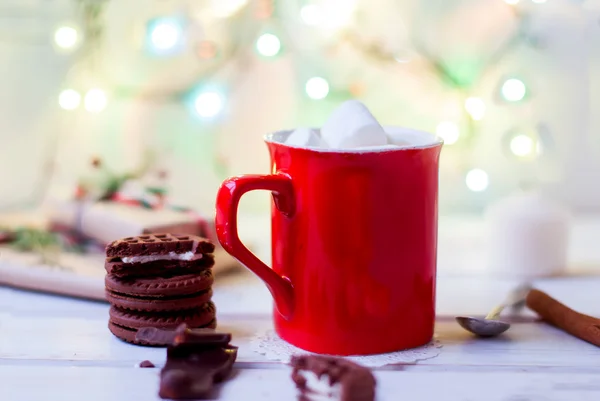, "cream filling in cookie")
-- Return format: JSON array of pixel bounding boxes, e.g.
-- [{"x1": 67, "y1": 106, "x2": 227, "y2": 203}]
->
[
  {"x1": 122, "y1": 251, "x2": 199, "y2": 264},
  {"x1": 298, "y1": 372, "x2": 342, "y2": 401}
]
